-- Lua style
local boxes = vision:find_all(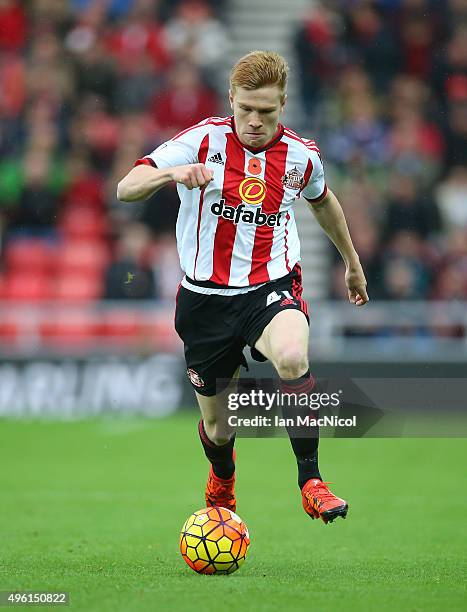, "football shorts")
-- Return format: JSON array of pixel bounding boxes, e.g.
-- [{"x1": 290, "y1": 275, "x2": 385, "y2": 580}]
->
[{"x1": 175, "y1": 264, "x2": 309, "y2": 396}]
